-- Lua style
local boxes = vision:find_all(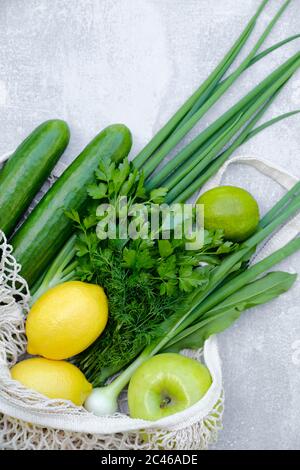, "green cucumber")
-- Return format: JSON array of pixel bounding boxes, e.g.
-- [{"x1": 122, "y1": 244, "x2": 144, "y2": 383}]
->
[
  {"x1": 11, "y1": 124, "x2": 132, "y2": 287},
  {"x1": 0, "y1": 119, "x2": 70, "y2": 237}
]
